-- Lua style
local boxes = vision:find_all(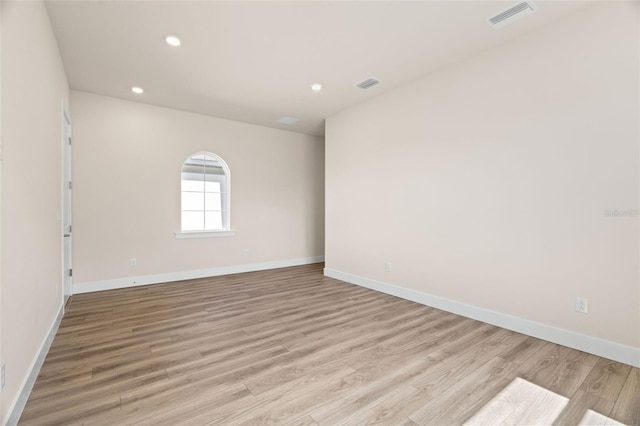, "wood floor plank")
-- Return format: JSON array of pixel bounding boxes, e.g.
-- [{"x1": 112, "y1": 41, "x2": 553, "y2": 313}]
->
[
  {"x1": 283, "y1": 415, "x2": 320, "y2": 426},
  {"x1": 18, "y1": 264, "x2": 640, "y2": 425},
  {"x1": 233, "y1": 378, "x2": 354, "y2": 426},
  {"x1": 610, "y1": 367, "x2": 640, "y2": 425},
  {"x1": 548, "y1": 351, "x2": 600, "y2": 398},
  {"x1": 578, "y1": 358, "x2": 632, "y2": 413},
  {"x1": 408, "y1": 357, "x2": 520, "y2": 425},
  {"x1": 408, "y1": 328, "x2": 524, "y2": 395},
  {"x1": 333, "y1": 385, "x2": 430, "y2": 426},
  {"x1": 18, "y1": 393, "x2": 121, "y2": 425},
  {"x1": 124, "y1": 382, "x2": 252, "y2": 426},
  {"x1": 463, "y1": 377, "x2": 567, "y2": 425},
  {"x1": 310, "y1": 357, "x2": 434, "y2": 425},
  {"x1": 25, "y1": 370, "x2": 169, "y2": 413},
  {"x1": 517, "y1": 342, "x2": 575, "y2": 388},
  {"x1": 210, "y1": 362, "x2": 356, "y2": 425},
  {"x1": 552, "y1": 390, "x2": 616, "y2": 426},
  {"x1": 497, "y1": 335, "x2": 547, "y2": 365}
]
